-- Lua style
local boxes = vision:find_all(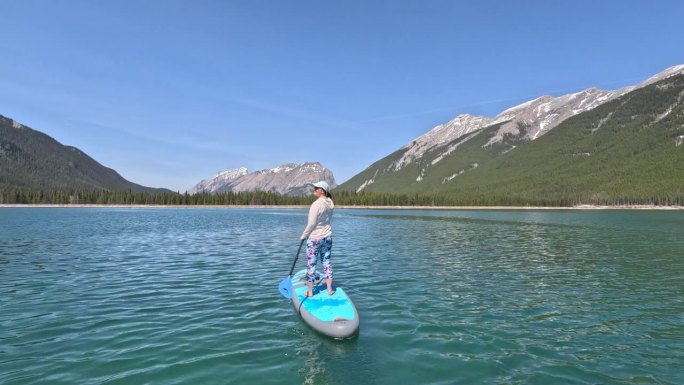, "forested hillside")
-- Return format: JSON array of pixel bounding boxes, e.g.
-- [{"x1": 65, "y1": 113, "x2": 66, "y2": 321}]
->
[
  {"x1": 338, "y1": 74, "x2": 684, "y2": 206},
  {"x1": 0, "y1": 115, "x2": 170, "y2": 193},
  {"x1": 434, "y1": 73, "x2": 684, "y2": 206}
]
